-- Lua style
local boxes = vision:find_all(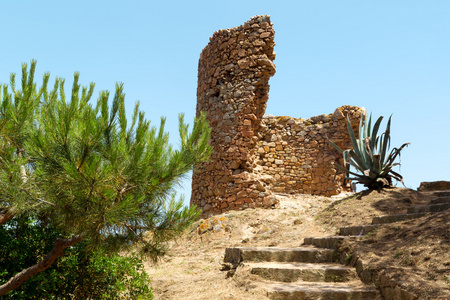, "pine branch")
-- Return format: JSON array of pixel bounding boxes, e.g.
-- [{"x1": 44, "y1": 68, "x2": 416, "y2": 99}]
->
[{"x1": 21, "y1": 188, "x2": 57, "y2": 207}]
